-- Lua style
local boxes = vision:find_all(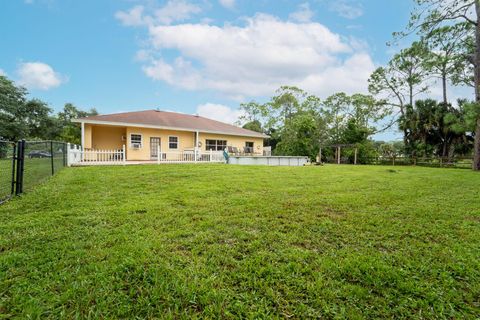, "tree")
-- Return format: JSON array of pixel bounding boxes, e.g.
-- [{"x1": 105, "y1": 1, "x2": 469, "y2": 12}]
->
[
  {"x1": 24, "y1": 99, "x2": 62, "y2": 140},
  {"x1": 238, "y1": 101, "x2": 266, "y2": 124},
  {"x1": 274, "y1": 110, "x2": 320, "y2": 159},
  {"x1": 368, "y1": 42, "x2": 430, "y2": 148},
  {"x1": 0, "y1": 75, "x2": 28, "y2": 140},
  {"x1": 242, "y1": 120, "x2": 263, "y2": 133},
  {"x1": 398, "y1": 0, "x2": 480, "y2": 169},
  {"x1": 399, "y1": 99, "x2": 471, "y2": 158},
  {"x1": 423, "y1": 22, "x2": 473, "y2": 104},
  {"x1": 57, "y1": 103, "x2": 98, "y2": 144},
  {"x1": 320, "y1": 92, "x2": 350, "y2": 144}
]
